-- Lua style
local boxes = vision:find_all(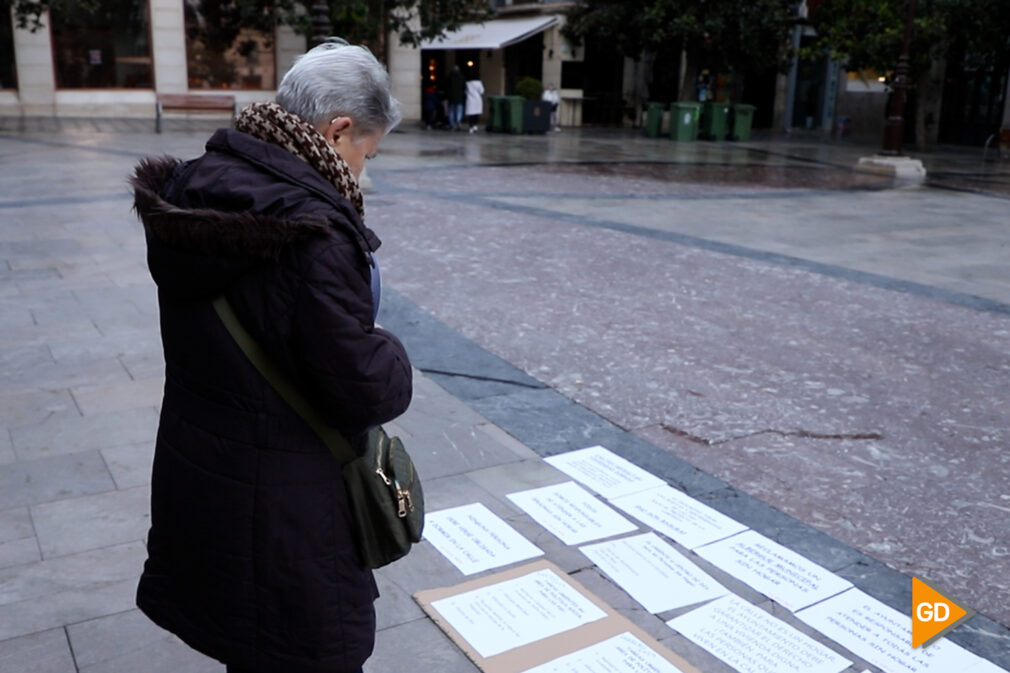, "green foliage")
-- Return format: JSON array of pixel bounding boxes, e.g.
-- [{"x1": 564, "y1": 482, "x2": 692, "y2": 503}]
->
[
  {"x1": 806, "y1": 0, "x2": 1010, "y2": 78},
  {"x1": 2, "y1": 0, "x2": 494, "y2": 48},
  {"x1": 515, "y1": 76, "x2": 542, "y2": 101},
  {"x1": 563, "y1": 0, "x2": 796, "y2": 72}
]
